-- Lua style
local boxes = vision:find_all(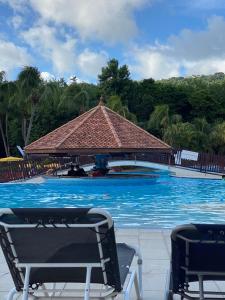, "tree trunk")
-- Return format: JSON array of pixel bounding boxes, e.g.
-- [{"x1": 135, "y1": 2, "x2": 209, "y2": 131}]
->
[
  {"x1": 25, "y1": 105, "x2": 36, "y2": 146},
  {"x1": 0, "y1": 117, "x2": 9, "y2": 156},
  {"x1": 22, "y1": 118, "x2": 27, "y2": 145},
  {"x1": 5, "y1": 114, "x2": 10, "y2": 156}
]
